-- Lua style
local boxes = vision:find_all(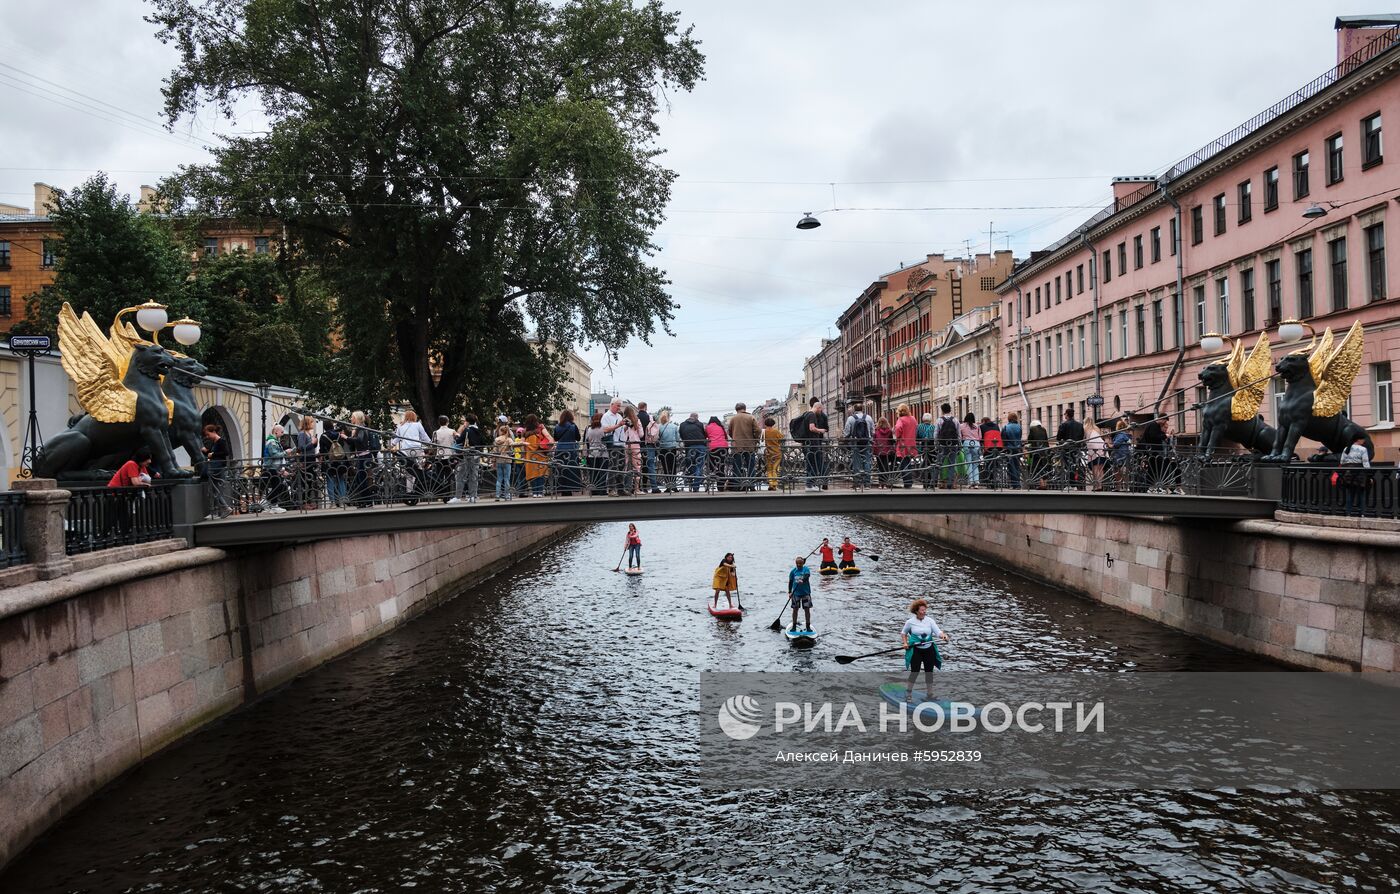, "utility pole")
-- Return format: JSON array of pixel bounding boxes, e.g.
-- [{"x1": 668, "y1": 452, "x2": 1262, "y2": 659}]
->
[{"x1": 988, "y1": 221, "x2": 1007, "y2": 255}]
